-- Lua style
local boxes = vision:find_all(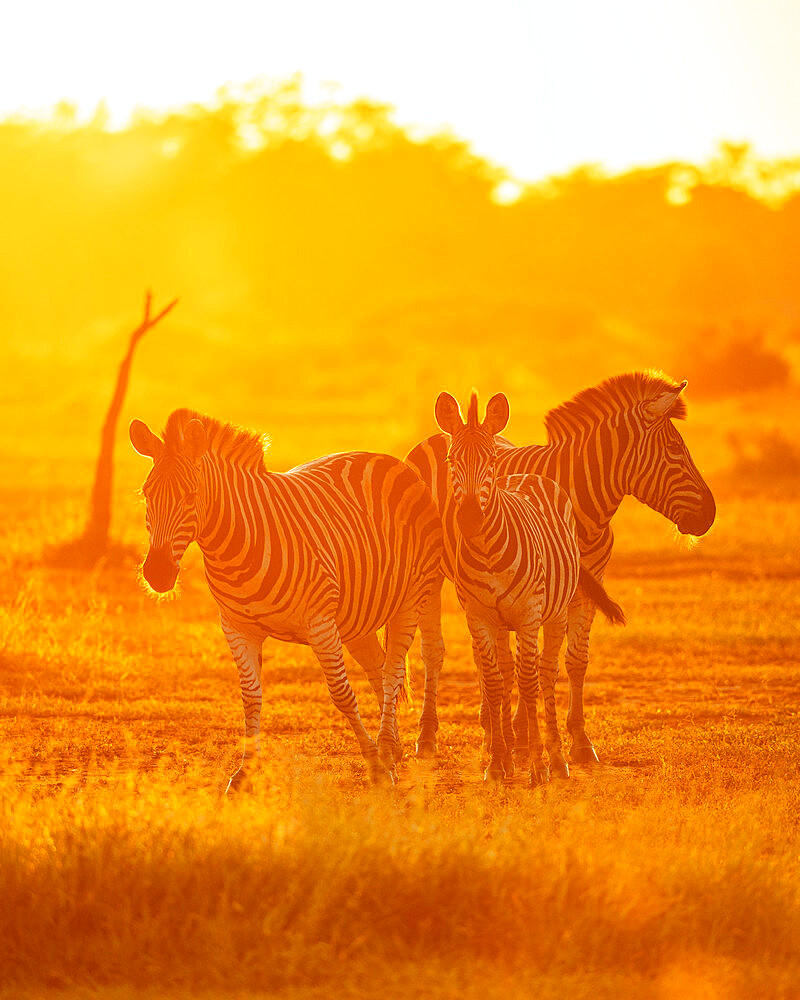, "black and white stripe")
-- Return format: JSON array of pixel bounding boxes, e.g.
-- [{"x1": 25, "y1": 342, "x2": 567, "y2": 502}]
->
[
  {"x1": 130, "y1": 409, "x2": 443, "y2": 788},
  {"x1": 436, "y1": 390, "x2": 588, "y2": 784},
  {"x1": 408, "y1": 372, "x2": 714, "y2": 762}
]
